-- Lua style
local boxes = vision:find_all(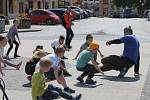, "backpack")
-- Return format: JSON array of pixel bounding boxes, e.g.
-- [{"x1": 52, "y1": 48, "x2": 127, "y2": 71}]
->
[
  {"x1": 25, "y1": 58, "x2": 40, "y2": 75},
  {"x1": 61, "y1": 14, "x2": 66, "y2": 27},
  {"x1": 61, "y1": 13, "x2": 70, "y2": 27}
]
